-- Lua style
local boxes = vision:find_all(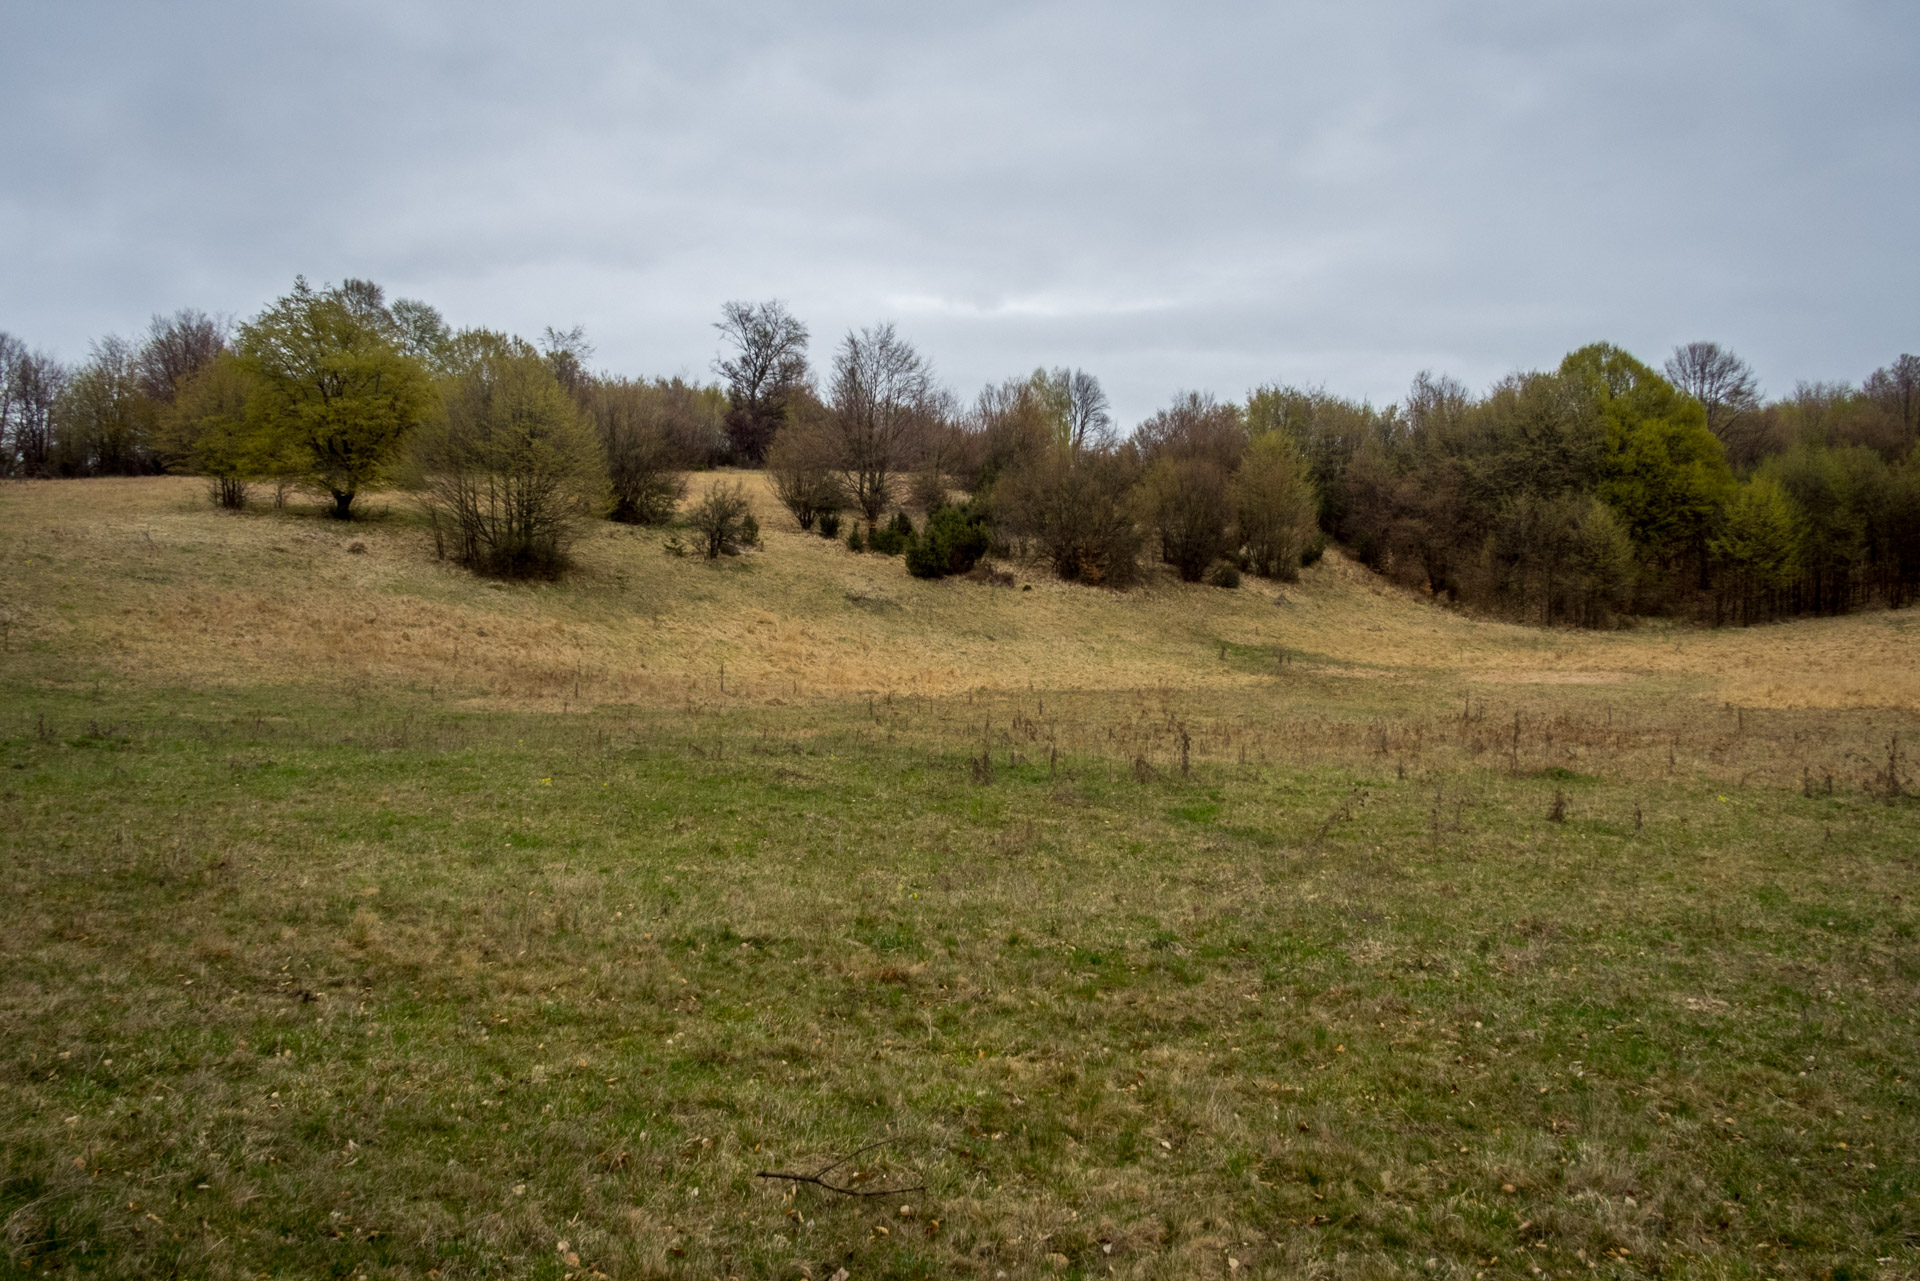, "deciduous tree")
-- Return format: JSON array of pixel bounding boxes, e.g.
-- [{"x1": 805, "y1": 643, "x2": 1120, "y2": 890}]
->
[
  {"x1": 592, "y1": 378, "x2": 703, "y2": 524},
  {"x1": 1232, "y1": 431, "x2": 1319, "y2": 580},
  {"x1": 161, "y1": 352, "x2": 266, "y2": 508},
  {"x1": 1664, "y1": 341, "x2": 1760, "y2": 442},
  {"x1": 714, "y1": 300, "x2": 809, "y2": 465},
  {"x1": 137, "y1": 309, "x2": 228, "y2": 408},
  {"x1": 0, "y1": 334, "x2": 65, "y2": 477},
  {"x1": 410, "y1": 332, "x2": 605, "y2": 577},
  {"x1": 236, "y1": 277, "x2": 434, "y2": 518},
  {"x1": 54, "y1": 336, "x2": 152, "y2": 476},
  {"x1": 828, "y1": 323, "x2": 936, "y2": 524}
]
